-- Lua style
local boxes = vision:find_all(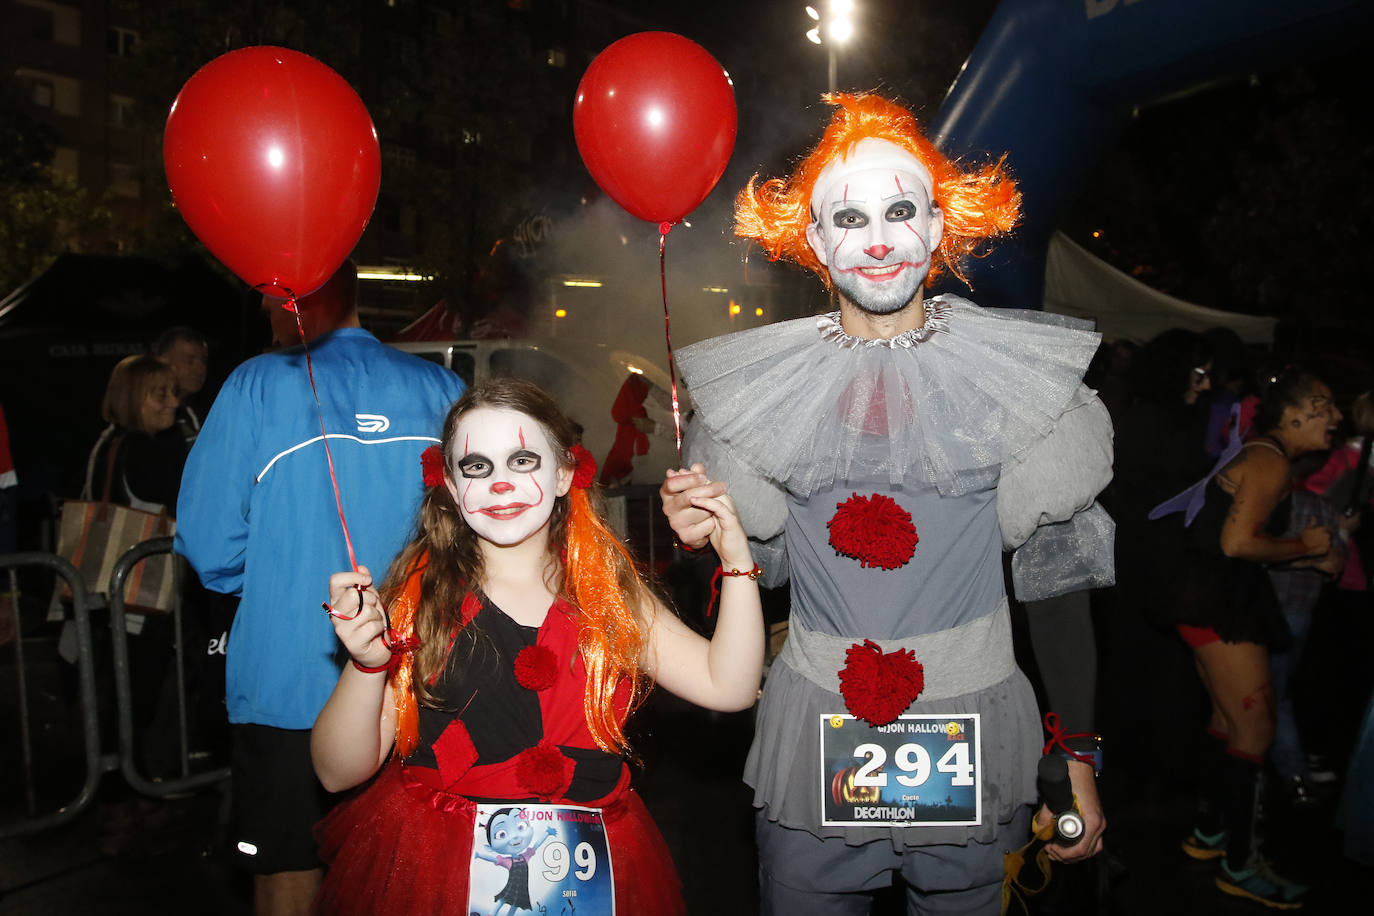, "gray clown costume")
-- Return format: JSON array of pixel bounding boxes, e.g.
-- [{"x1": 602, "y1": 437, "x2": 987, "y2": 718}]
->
[{"x1": 678, "y1": 295, "x2": 1114, "y2": 858}]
